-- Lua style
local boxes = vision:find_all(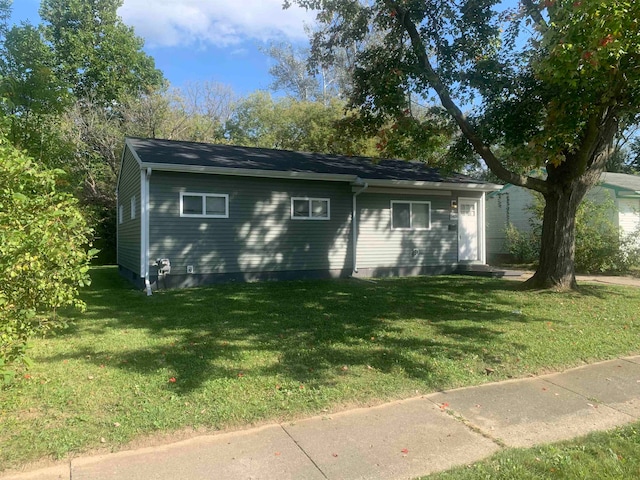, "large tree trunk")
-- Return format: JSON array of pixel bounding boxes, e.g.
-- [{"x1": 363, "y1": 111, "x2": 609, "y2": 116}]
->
[{"x1": 523, "y1": 188, "x2": 583, "y2": 290}]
